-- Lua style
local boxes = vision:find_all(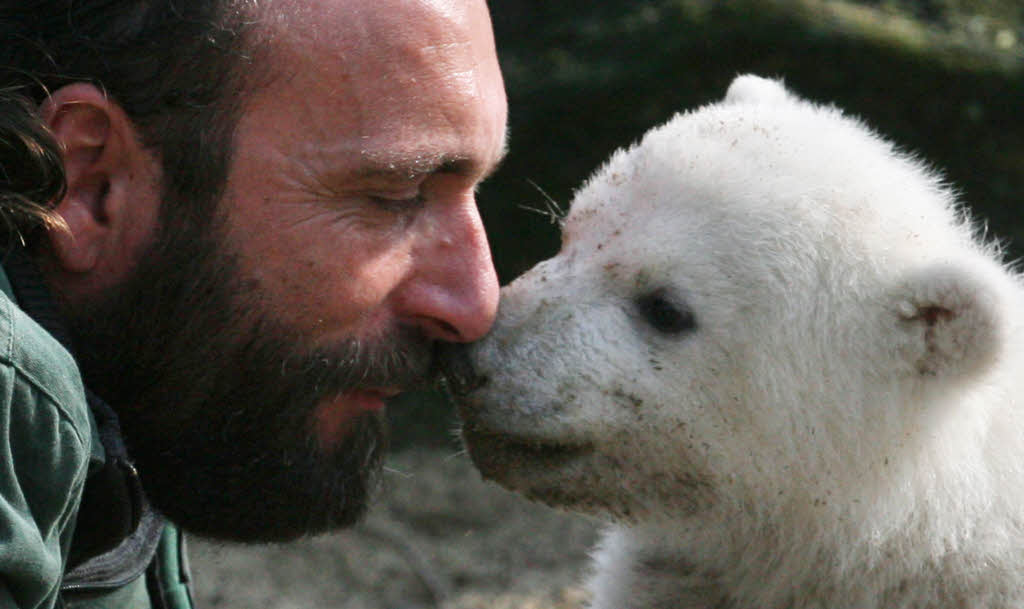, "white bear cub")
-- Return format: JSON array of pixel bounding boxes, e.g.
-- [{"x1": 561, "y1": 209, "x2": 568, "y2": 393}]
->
[{"x1": 451, "y1": 75, "x2": 1024, "y2": 608}]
